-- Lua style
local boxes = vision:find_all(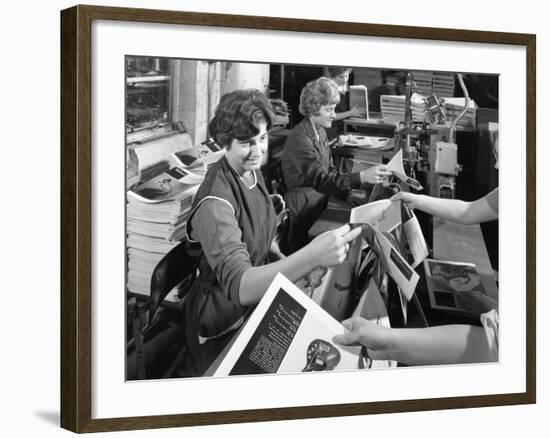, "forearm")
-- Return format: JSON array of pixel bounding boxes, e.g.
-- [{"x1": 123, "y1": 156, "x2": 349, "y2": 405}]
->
[
  {"x1": 414, "y1": 195, "x2": 497, "y2": 224},
  {"x1": 238, "y1": 246, "x2": 317, "y2": 306},
  {"x1": 383, "y1": 325, "x2": 494, "y2": 365},
  {"x1": 332, "y1": 111, "x2": 349, "y2": 121},
  {"x1": 414, "y1": 195, "x2": 473, "y2": 224},
  {"x1": 307, "y1": 166, "x2": 362, "y2": 195}
]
